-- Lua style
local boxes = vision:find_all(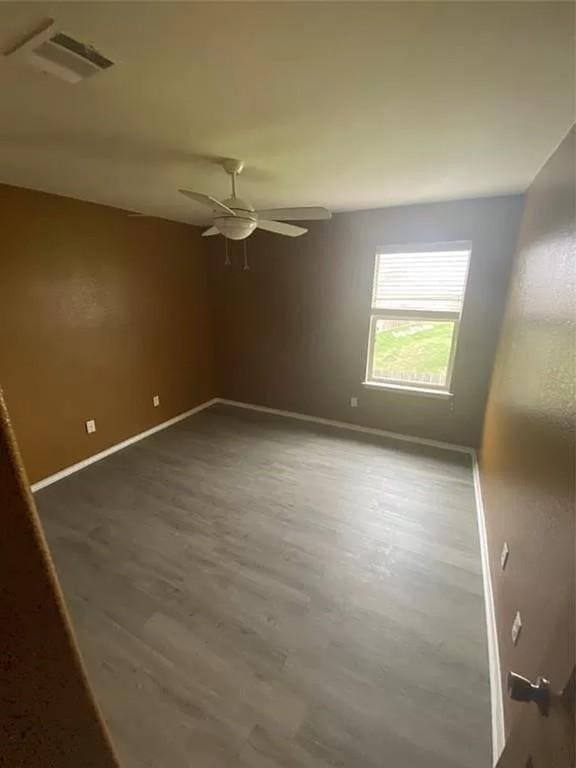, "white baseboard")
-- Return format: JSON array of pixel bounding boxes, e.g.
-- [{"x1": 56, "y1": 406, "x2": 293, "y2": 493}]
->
[
  {"x1": 217, "y1": 398, "x2": 474, "y2": 455},
  {"x1": 472, "y1": 455, "x2": 505, "y2": 765},
  {"x1": 31, "y1": 398, "x2": 219, "y2": 492},
  {"x1": 31, "y1": 395, "x2": 471, "y2": 493}
]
